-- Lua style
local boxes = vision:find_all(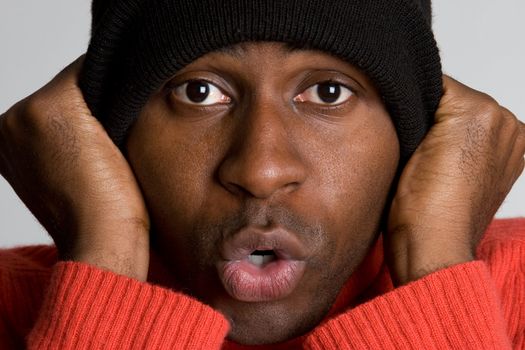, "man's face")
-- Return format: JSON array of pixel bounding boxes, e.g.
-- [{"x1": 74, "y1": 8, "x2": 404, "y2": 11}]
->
[{"x1": 126, "y1": 42, "x2": 399, "y2": 345}]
